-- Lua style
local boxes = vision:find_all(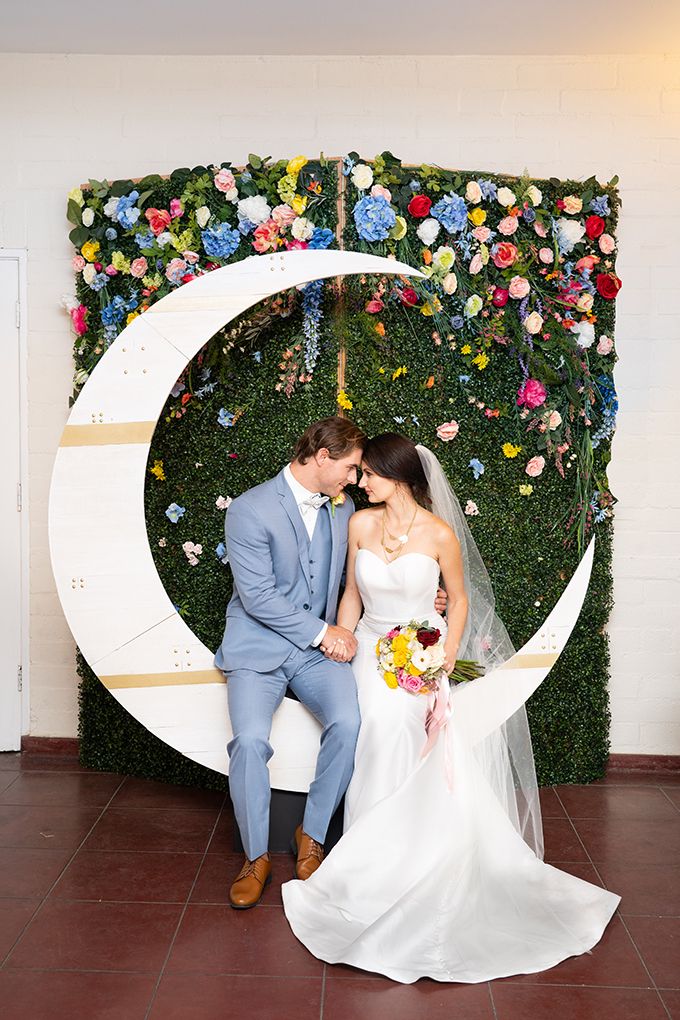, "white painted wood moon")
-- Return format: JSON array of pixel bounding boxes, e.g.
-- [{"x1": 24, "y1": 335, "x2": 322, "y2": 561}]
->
[{"x1": 48, "y1": 250, "x2": 426, "y2": 790}]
